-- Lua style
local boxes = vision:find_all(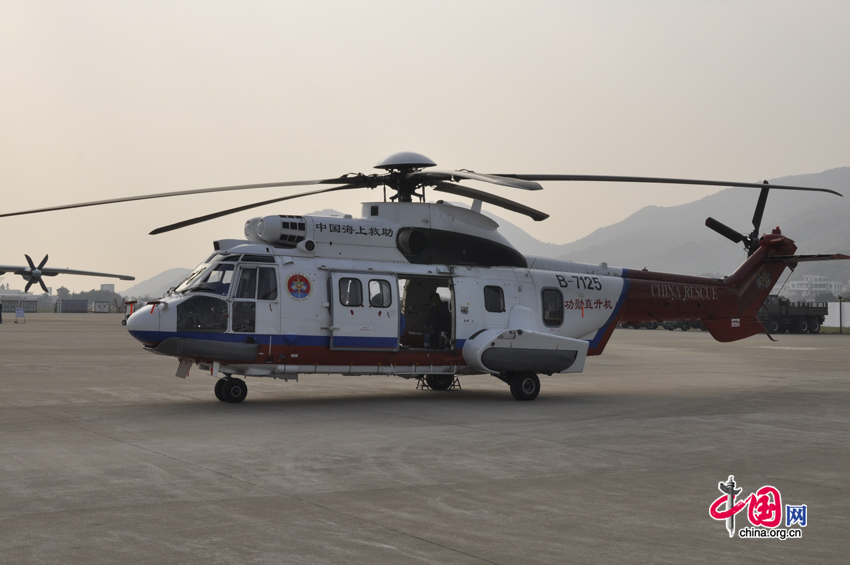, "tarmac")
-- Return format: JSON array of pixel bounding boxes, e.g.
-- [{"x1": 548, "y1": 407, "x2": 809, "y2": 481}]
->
[{"x1": 1, "y1": 314, "x2": 848, "y2": 564}]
